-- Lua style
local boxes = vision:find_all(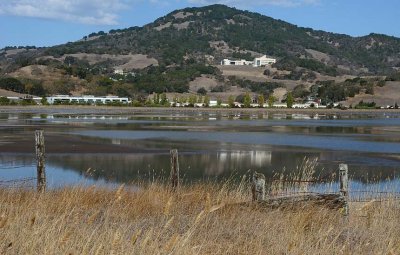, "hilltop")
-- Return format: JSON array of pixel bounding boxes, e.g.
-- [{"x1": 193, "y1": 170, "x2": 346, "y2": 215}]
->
[{"x1": 1, "y1": 4, "x2": 400, "y2": 106}]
